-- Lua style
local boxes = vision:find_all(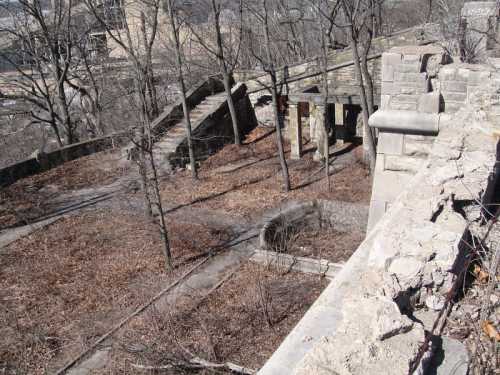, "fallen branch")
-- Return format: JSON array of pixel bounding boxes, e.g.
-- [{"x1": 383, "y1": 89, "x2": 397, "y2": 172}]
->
[{"x1": 131, "y1": 356, "x2": 256, "y2": 374}]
